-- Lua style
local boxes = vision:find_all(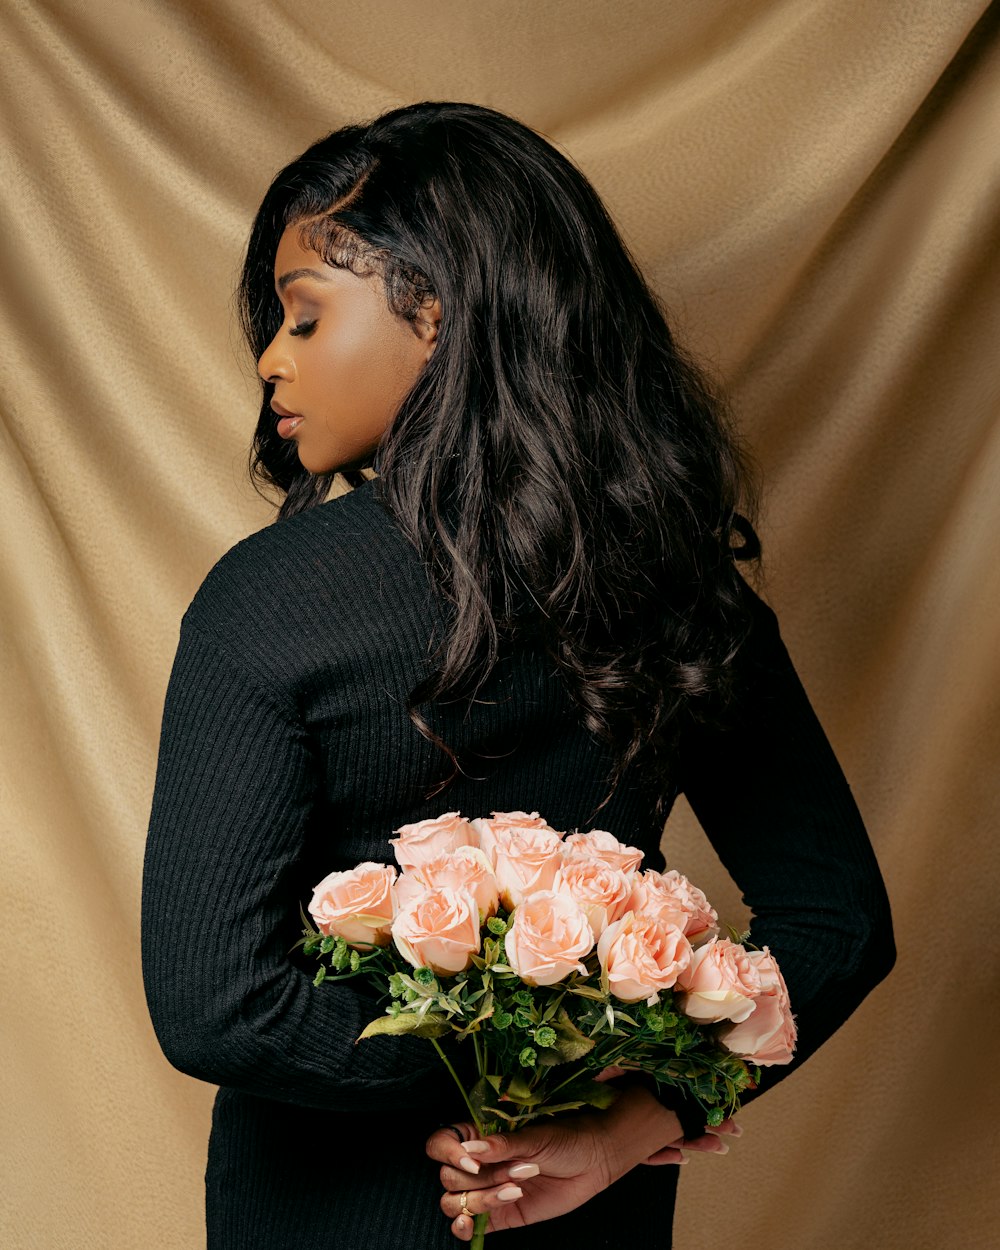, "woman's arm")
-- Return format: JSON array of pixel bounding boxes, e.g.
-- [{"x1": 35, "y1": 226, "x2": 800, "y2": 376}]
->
[
  {"x1": 674, "y1": 573, "x2": 897, "y2": 1117},
  {"x1": 141, "y1": 616, "x2": 452, "y2": 1113}
]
